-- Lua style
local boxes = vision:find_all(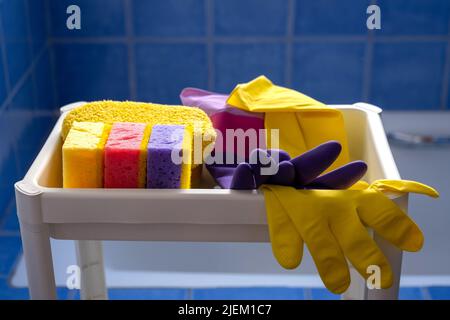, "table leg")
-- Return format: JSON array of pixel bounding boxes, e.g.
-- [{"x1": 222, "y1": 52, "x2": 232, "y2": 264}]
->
[
  {"x1": 15, "y1": 181, "x2": 56, "y2": 300},
  {"x1": 75, "y1": 240, "x2": 108, "y2": 300}
]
